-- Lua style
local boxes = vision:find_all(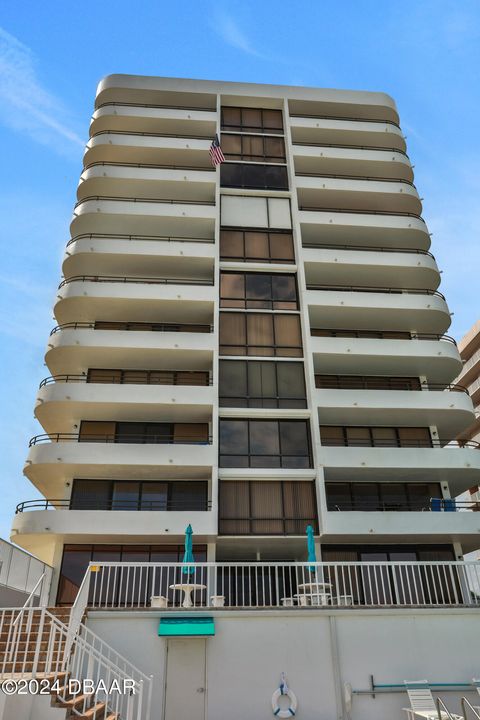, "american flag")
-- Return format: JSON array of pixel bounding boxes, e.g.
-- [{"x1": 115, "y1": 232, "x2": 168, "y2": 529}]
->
[{"x1": 209, "y1": 134, "x2": 225, "y2": 167}]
